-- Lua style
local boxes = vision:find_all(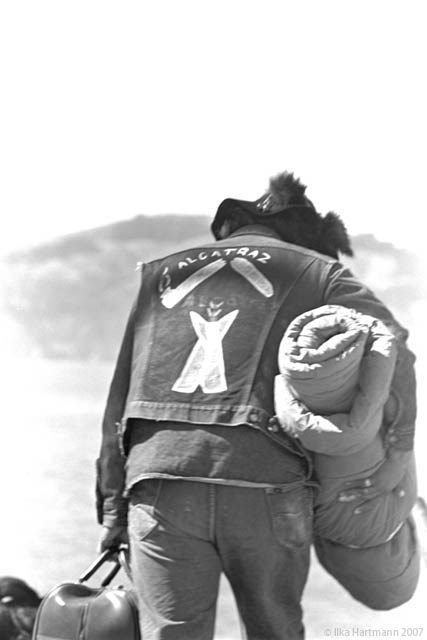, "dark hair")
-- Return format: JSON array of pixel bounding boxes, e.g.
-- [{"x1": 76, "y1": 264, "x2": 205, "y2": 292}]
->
[
  {"x1": 214, "y1": 201, "x2": 259, "y2": 239},
  {"x1": 213, "y1": 171, "x2": 353, "y2": 259},
  {"x1": 0, "y1": 577, "x2": 41, "y2": 608},
  {"x1": 216, "y1": 204, "x2": 352, "y2": 259},
  {"x1": 0, "y1": 603, "x2": 38, "y2": 639},
  {"x1": 0, "y1": 605, "x2": 16, "y2": 639},
  {"x1": 0, "y1": 578, "x2": 41, "y2": 640}
]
